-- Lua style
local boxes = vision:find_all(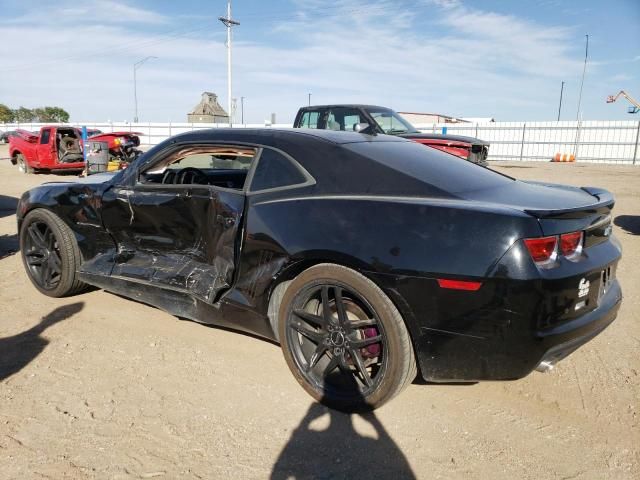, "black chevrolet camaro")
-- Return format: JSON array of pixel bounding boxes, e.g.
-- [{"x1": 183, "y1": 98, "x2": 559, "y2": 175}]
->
[{"x1": 17, "y1": 129, "x2": 622, "y2": 411}]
